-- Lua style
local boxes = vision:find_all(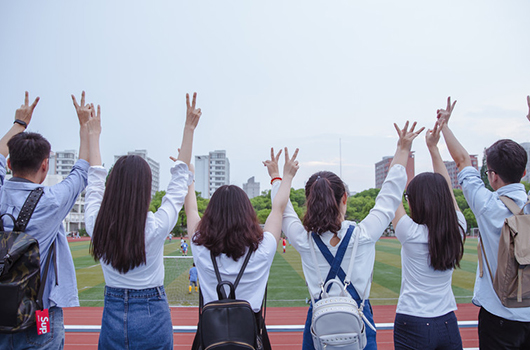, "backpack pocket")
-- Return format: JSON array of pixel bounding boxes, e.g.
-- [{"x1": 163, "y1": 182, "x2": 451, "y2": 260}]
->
[
  {"x1": 0, "y1": 284, "x2": 19, "y2": 327},
  {"x1": 312, "y1": 332, "x2": 364, "y2": 350}
]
